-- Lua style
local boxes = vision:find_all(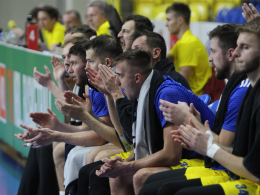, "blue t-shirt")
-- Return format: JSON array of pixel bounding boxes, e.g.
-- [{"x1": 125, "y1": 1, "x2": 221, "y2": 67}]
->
[
  {"x1": 211, "y1": 79, "x2": 249, "y2": 171},
  {"x1": 221, "y1": 78, "x2": 250, "y2": 132},
  {"x1": 154, "y1": 76, "x2": 215, "y2": 159},
  {"x1": 89, "y1": 87, "x2": 109, "y2": 117},
  {"x1": 155, "y1": 76, "x2": 215, "y2": 129}
]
